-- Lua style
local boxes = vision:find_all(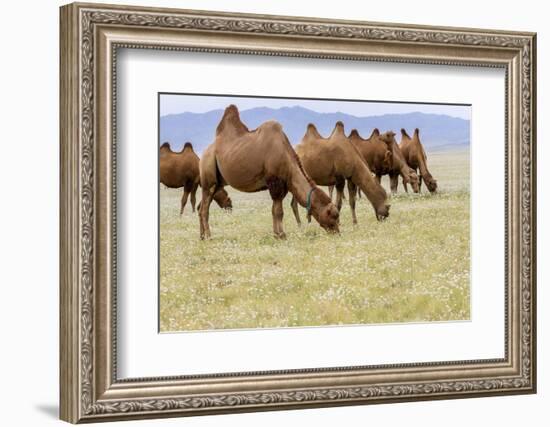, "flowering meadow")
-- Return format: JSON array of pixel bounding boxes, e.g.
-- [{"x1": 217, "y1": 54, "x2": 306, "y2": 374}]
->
[{"x1": 159, "y1": 149, "x2": 470, "y2": 331}]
